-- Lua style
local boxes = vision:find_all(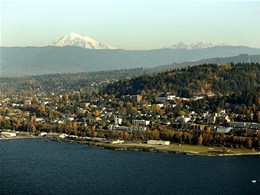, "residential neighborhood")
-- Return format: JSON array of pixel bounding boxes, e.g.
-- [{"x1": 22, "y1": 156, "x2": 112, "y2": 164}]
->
[{"x1": 1, "y1": 89, "x2": 260, "y2": 150}]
